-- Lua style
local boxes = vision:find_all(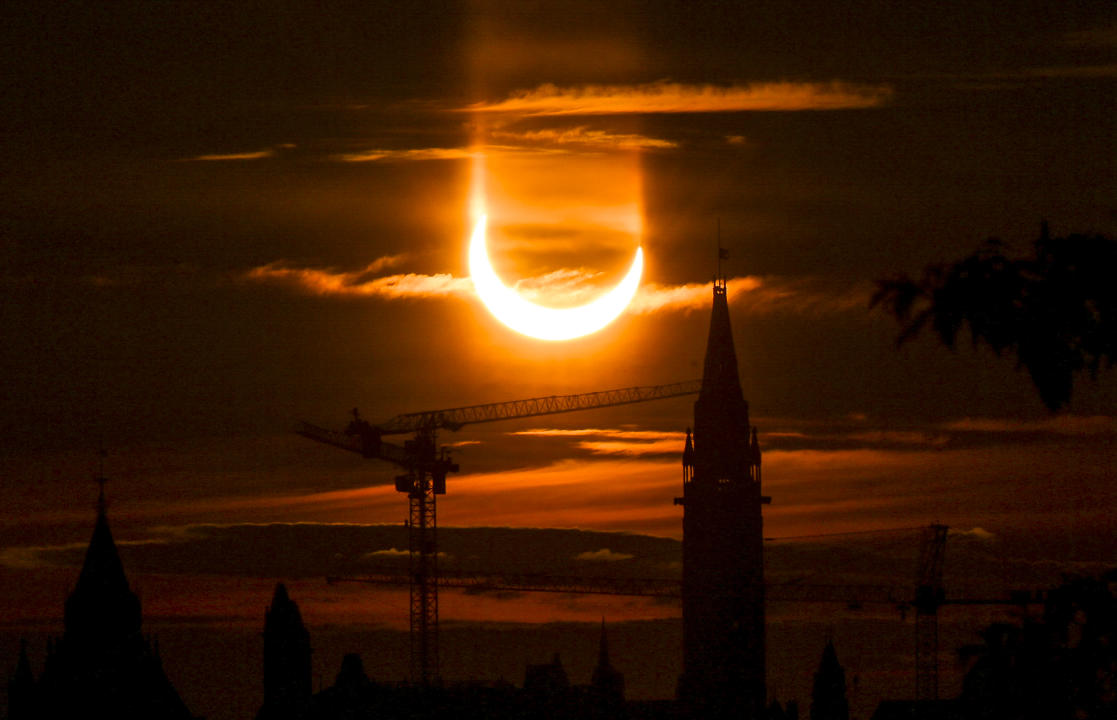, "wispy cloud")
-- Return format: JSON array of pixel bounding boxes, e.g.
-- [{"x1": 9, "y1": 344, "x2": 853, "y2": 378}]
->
[
  {"x1": 333, "y1": 147, "x2": 479, "y2": 163},
  {"x1": 466, "y1": 81, "x2": 894, "y2": 116},
  {"x1": 513, "y1": 429, "x2": 681, "y2": 441},
  {"x1": 940, "y1": 415, "x2": 1117, "y2": 435},
  {"x1": 576, "y1": 439, "x2": 684, "y2": 457},
  {"x1": 511, "y1": 426, "x2": 683, "y2": 455},
  {"x1": 241, "y1": 256, "x2": 474, "y2": 300},
  {"x1": 951, "y1": 527, "x2": 997, "y2": 541},
  {"x1": 630, "y1": 276, "x2": 868, "y2": 316},
  {"x1": 627, "y1": 279, "x2": 756, "y2": 313},
  {"x1": 365, "y1": 547, "x2": 409, "y2": 558},
  {"x1": 492, "y1": 126, "x2": 677, "y2": 150},
  {"x1": 513, "y1": 428, "x2": 684, "y2": 457},
  {"x1": 243, "y1": 259, "x2": 869, "y2": 317},
  {"x1": 575, "y1": 548, "x2": 635, "y2": 562},
  {"x1": 183, "y1": 143, "x2": 295, "y2": 162}
]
